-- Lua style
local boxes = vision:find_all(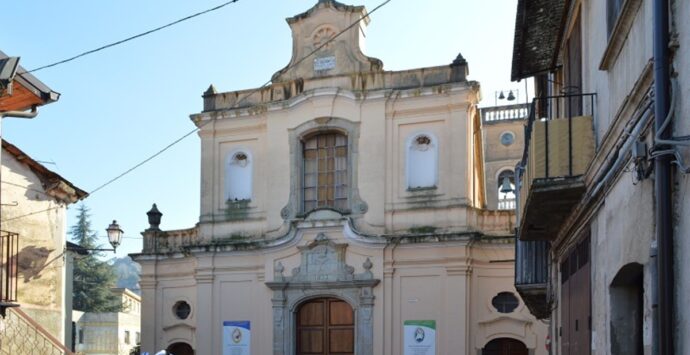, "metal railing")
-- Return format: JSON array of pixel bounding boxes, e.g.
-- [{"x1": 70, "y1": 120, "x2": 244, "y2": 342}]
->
[
  {"x1": 515, "y1": 239, "x2": 550, "y2": 286},
  {"x1": 518, "y1": 93, "x2": 596, "y2": 178},
  {"x1": 481, "y1": 103, "x2": 530, "y2": 123},
  {"x1": 0, "y1": 307, "x2": 74, "y2": 355},
  {"x1": 0, "y1": 231, "x2": 18, "y2": 303}
]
